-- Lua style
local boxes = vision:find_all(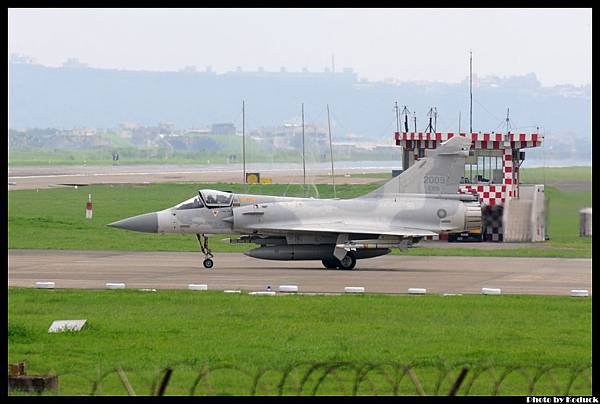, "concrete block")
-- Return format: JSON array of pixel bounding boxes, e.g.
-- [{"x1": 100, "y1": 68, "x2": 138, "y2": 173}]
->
[
  {"x1": 482, "y1": 288, "x2": 501, "y2": 295},
  {"x1": 35, "y1": 282, "x2": 55, "y2": 289},
  {"x1": 48, "y1": 320, "x2": 87, "y2": 333},
  {"x1": 188, "y1": 284, "x2": 208, "y2": 291},
  {"x1": 408, "y1": 288, "x2": 426, "y2": 295}
]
